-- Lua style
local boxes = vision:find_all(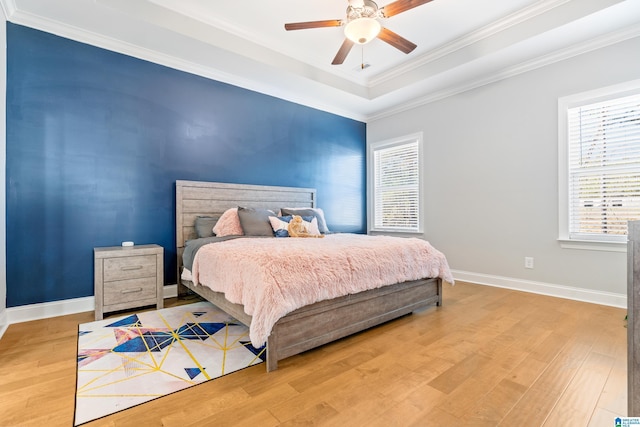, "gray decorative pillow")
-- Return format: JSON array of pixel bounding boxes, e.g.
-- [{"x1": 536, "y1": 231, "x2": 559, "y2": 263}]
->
[
  {"x1": 194, "y1": 216, "x2": 219, "y2": 238},
  {"x1": 237, "y1": 206, "x2": 276, "y2": 236},
  {"x1": 280, "y1": 207, "x2": 329, "y2": 233}
]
